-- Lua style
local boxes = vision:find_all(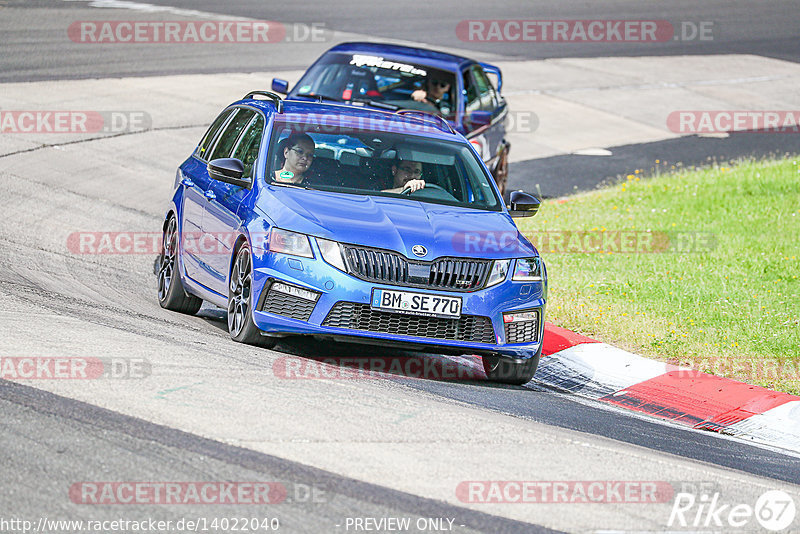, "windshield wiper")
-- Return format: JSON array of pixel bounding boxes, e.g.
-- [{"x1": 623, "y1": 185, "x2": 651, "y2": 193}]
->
[
  {"x1": 306, "y1": 93, "x2": 342, "y2": 103},
  {"x1": 269, "y1": 181, "x2": 310, "y2": 190},
  {"x1": 349, "y1": 98, "x2": 399, "y2": 111}
]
